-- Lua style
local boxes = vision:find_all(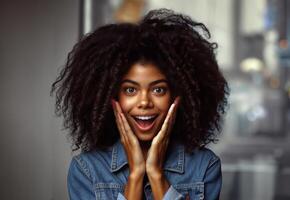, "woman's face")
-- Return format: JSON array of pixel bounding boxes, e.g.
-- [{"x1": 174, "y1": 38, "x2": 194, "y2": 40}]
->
[{"x1": 118, "y1": 62, "x2": 172, "y2": 142}]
